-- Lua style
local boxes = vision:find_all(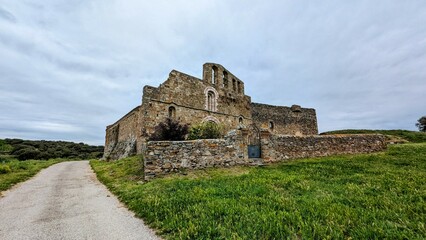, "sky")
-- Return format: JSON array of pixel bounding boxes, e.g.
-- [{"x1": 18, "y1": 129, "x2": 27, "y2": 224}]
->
[{"x1": 0, "y1": 1, "x2": 425, "y2": 145}]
